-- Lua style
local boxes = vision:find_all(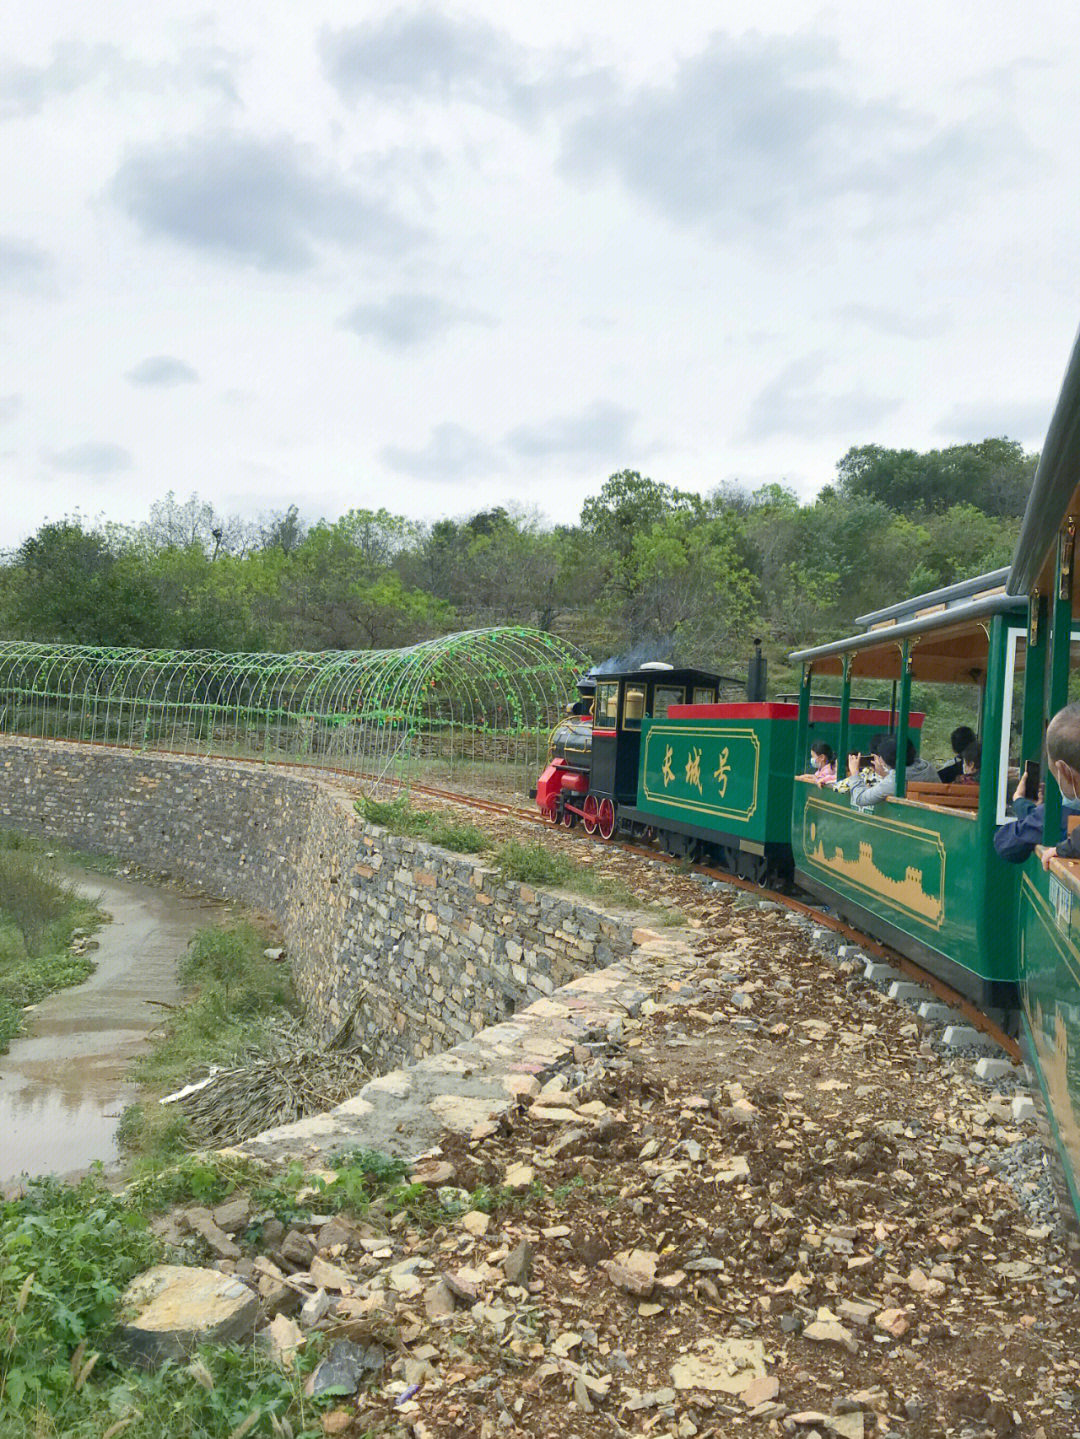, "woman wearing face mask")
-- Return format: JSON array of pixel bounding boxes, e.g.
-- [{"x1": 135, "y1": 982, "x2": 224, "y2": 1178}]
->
[{"x1": 994, "y1": 702, "x2": 1080, "y2": 864}]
